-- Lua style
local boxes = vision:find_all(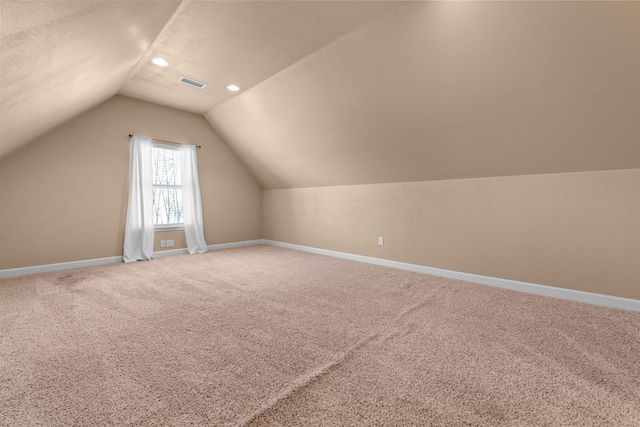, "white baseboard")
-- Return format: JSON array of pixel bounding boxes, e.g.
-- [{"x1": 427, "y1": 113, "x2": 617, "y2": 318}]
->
[
  {"x1": 153, "y1": 248, "x2": 189, "y2": 258},
  {"x1": 0, "y1": 240, "x2": 266, "y2": 279},
  {"x1": 0, "y1": 256, "x2": 124, "y2": 278},
  {"x1": 2, "y1": 239, "x2": 637, "y2": 312},
  {"x1": 263, "y1": 240, "x2": 640, "y2": 312},
  {"x1": 207, "y1": 239, "x2": 265, "y2": 251}
]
